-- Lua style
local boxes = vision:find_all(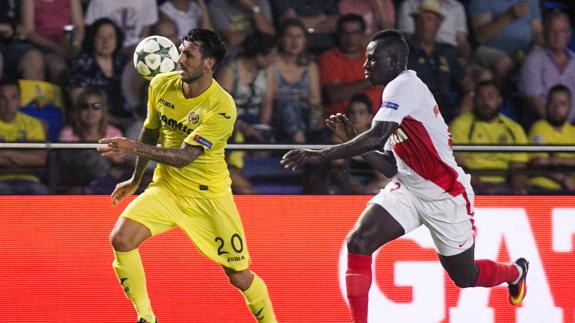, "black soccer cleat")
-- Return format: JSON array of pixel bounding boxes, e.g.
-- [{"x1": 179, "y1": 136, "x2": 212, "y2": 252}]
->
[{"x1": 508, "y1": 258, "x2": 529, "y2": 306}]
